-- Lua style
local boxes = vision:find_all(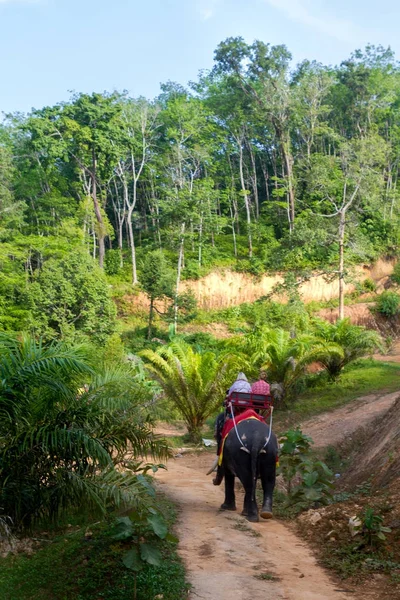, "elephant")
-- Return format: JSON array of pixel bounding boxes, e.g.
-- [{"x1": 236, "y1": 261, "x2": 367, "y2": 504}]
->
[{"x1": 219, "y1": 417, "x2": 278, "y2": 523}]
